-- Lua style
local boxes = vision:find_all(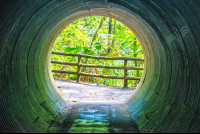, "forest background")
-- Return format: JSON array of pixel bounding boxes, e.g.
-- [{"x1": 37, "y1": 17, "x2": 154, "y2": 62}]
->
[{"x1": 51, "y1": 16, "x2": 144, "y2": 88}]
